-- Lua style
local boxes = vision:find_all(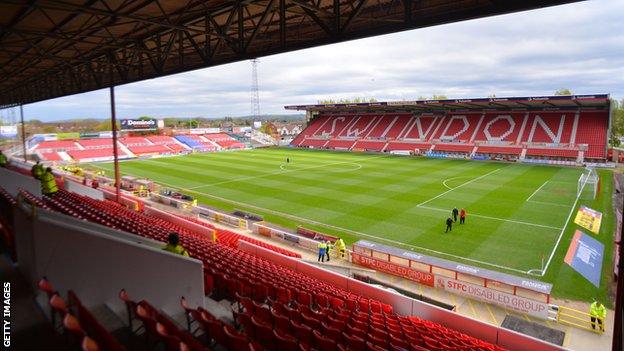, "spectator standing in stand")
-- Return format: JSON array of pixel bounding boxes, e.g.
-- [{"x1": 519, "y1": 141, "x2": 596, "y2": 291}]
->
[
  {"x1": 31, "y1": 161, "x2": 45, "y2": 179},
  {"x1": 0, "y1": 150, "x2": 8, "y2": 168},
  {"x1": 40, "y1": 167, "x2": 59, "y2": 196}
]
